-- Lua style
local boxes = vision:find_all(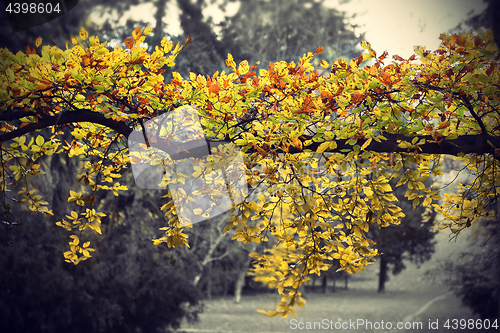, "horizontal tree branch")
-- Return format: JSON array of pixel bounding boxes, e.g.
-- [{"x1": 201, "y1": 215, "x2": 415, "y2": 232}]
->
[
  {"x1": 2, "y1": 109, "x2": 499, "y2": 159},
  {"x1": 288, "y1": 133, "x2": 500, "y2": 157},
  {"x1": 0, "y1": 108, "x2": 36, "y2": 121},
  {"x1": 0, "y1": 109, "x2": 133, "y2": 143},
  {"x1": 130, "y1": 133, "x2": 500, "y2": 160}
]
